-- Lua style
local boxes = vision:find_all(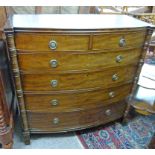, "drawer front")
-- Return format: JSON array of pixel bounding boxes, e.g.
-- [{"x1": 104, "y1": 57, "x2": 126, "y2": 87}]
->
[
  {"x1": 21, "y1": 66, "x2": 136, "y2": 91},
  {"x1": 15, "y1": 31, "x2": 146, "y2": 52},
  {"x1": 27, "y1": 101, "x2": 126, "y2": 132},
  {"x1": 93, "y1": 31, "x2": 146, "y2": 50},
  {"x1": 24, "y1": 84, "x2": 132, "y2": 111},
  {"x1": 15, "y1": 33, "x2": 89, "y2": 51},
  {"x1": 17, "y1": 49, "x2": 141, "y2": 72}
]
